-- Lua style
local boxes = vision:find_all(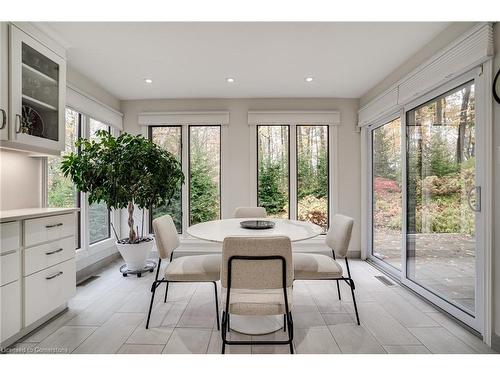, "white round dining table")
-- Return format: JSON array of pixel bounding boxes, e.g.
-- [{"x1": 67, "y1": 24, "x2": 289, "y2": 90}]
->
[
  {"x1": 187, "y1": 218, "x2": 323, "y2": 335},
  {"x1": 187, "y1": 218, "x2": 323, "y2": 243}
]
